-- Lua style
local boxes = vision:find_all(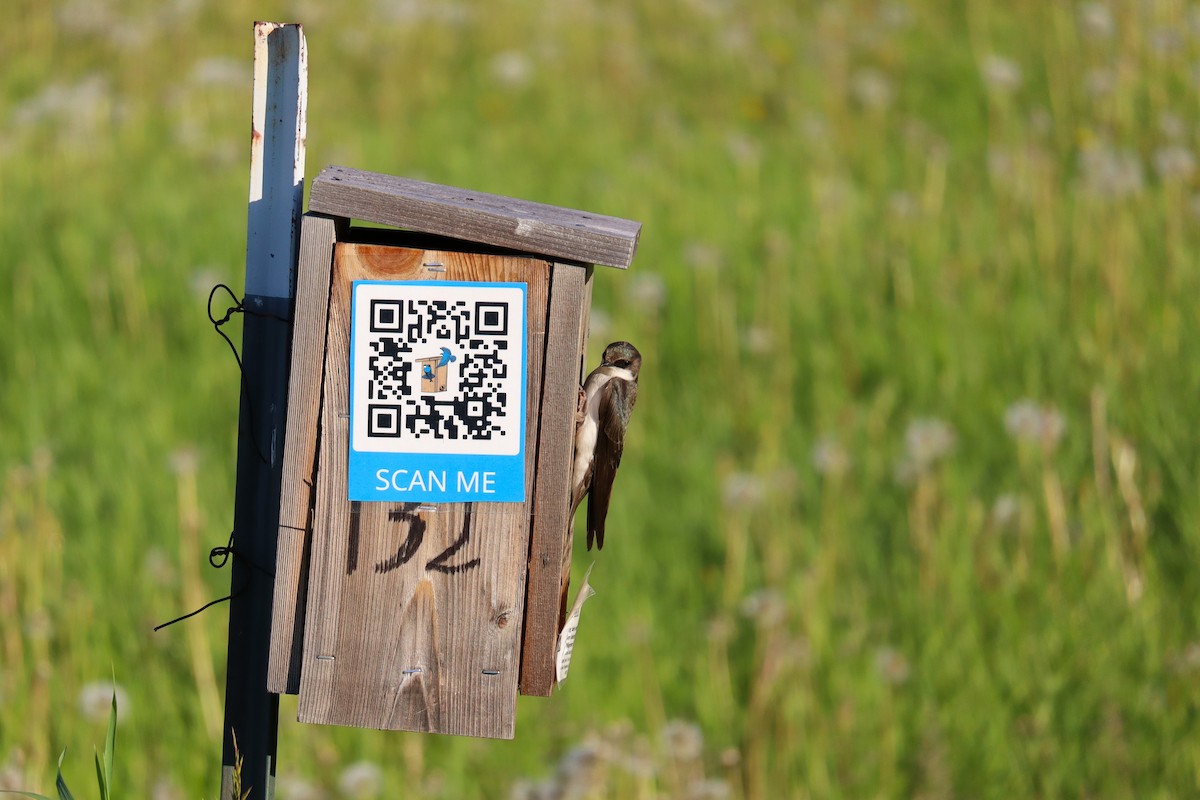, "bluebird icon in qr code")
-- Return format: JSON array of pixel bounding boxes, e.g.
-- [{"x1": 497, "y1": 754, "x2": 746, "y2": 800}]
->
[{"x1": 419, "y1": 347, "x2": 457, "y2": 394}]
